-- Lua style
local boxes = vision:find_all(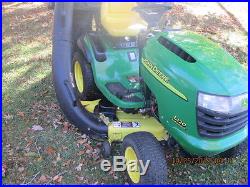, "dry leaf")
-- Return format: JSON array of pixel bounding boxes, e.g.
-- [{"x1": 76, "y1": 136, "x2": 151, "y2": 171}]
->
[
  {"x1": 25, "y1": 152, "x2": 39, "y2": 157},
  {"x1": 56, "y1": 153, "x2": 62, "y2": 161},
  {"x1": 3, "y1": 113, "x2": 13, "y2": 120},
  {"x1": 53, "y1": 175, "x2": 63, "y2": 183},
  {"x1": 239, "y1": 178, "x2": 246, "y2": 184},
  {"x1": 38, "y1": 175, "x2": 48, "y2": 183},
  {"x1": 63, "y1": 160, "x2": 71, "y2": 167},
  {"x1": 85, "y1": 149, "x2": 92, "y2": 155},
  {"x1": 18, "y1": 167, "x2": 25, "y2": 172},
  {"x1": 45, "y1": 146, "x2": 56, "y2": 155},
  {"x1": 17, "y1": 112, "x2": 25, "y2": 118},
  {"x1": 81, "y1": 134, "x2": 87, "y2": 139},
  {"x1": 199, "y1": 166, "x2": 206, "y2": 171},
  {"x1": 53, "y1": 123, "x2": 58, "y2": 129},
  {"x1": 37, "y1": 156, "x2": 43, "y2": 161},
  {"x1": 75, "y1": 163, "x2": 83, "y2": 171},
  {"x1": 76, "y1": 176, "x2": 84, "y2": 181},
  {"x1": 84, "y1": 143, "x2": 93, "y2": 151},
  {"x1": 77, "y1": 150, "x2": 85, "y2": 156},
  {"x1": 63, "y1": 122, "x2": 70, "y2": 133},
  {"x1": 62, "y1": 146, "x2": 68, "y2": 150},
  {"x1": 77, "y1": 139, "x2": 87, "y2": 145},
  {"x1": 31, "y1": 125, "x2": 43, "y2": 131},
  {"x1": 2, "y1": 163, "x2": 7, "y2": 177}
]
